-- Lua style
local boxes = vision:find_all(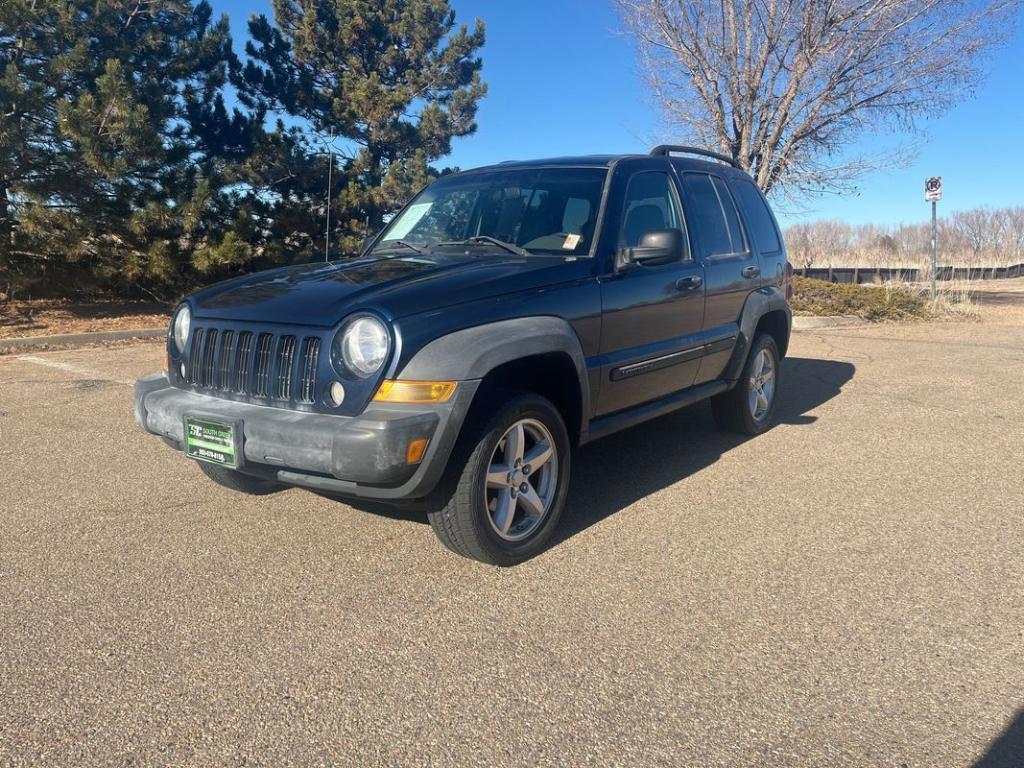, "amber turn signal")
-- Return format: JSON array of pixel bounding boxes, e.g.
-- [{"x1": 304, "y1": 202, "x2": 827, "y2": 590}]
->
[
  {"x1": 406, "y1": 438, "x2": 429, "y2": 465},
  {"x1": 373, "y1": 380, "x2": 457, "y2": 404}
]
